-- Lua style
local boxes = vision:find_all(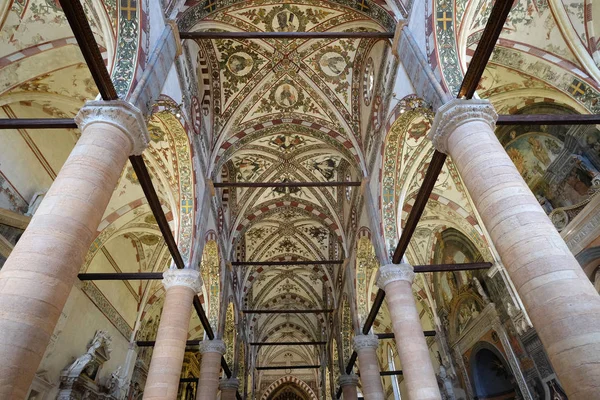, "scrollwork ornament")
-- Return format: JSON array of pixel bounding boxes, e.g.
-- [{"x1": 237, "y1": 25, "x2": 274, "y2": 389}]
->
[
  {"x1": 428, "y1": 99, "x2": 498, "y2": 154},
  {"x1": 377, "y1": 263, "x2": 415, "y2": 289},
  {"x1": 162, "y1": 267, "x2": 203, "y2": 292},
  {"x1": 75, "y1": 100, "x2": 150, "y2": 155},
  {"x1": 199, "y1": 339, "x2": 226, "y2": 355},
  {"x1": 353, "y1": 334, "x2": 379, "y2": 351}
]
